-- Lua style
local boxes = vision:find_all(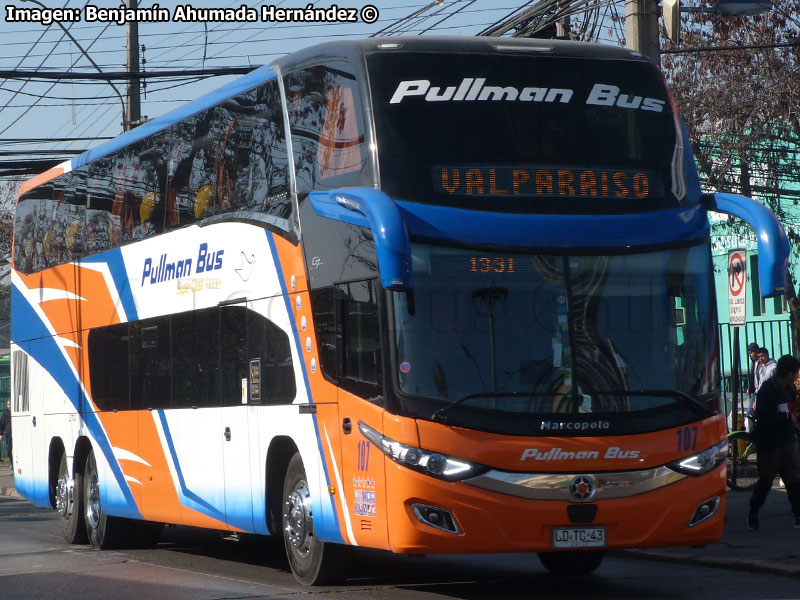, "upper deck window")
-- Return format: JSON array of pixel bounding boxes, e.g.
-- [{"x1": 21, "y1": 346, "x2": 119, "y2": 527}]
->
[
  {"x1": 366, "y1": 52, "x2": 683, "y2": 214},
  {"x1": 284, "y1": 64, "x2": 371, "y2": 195}
]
